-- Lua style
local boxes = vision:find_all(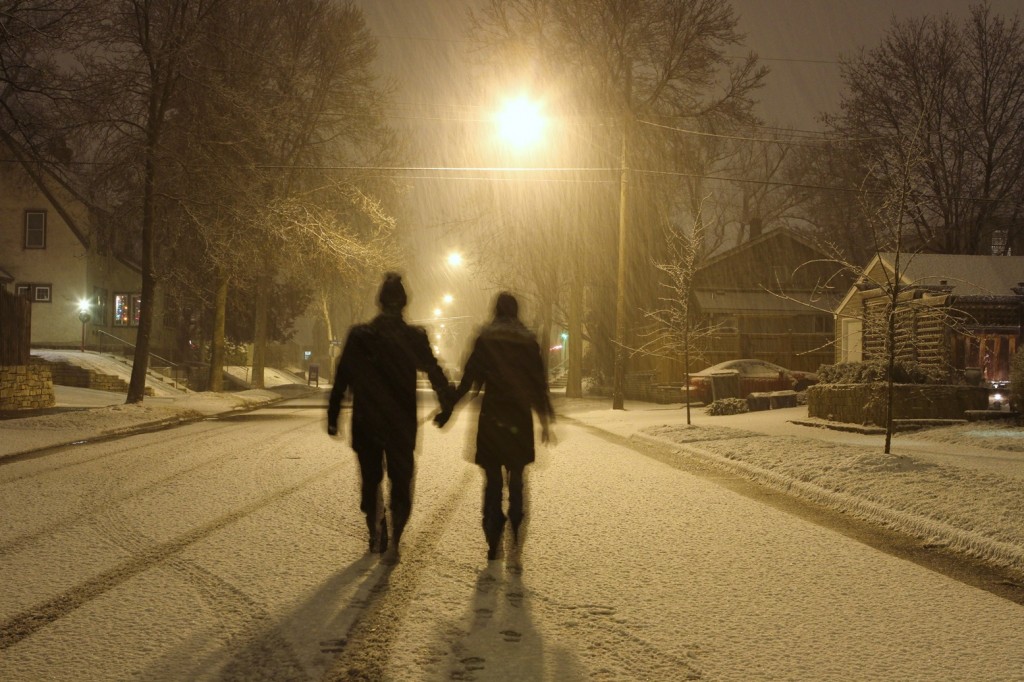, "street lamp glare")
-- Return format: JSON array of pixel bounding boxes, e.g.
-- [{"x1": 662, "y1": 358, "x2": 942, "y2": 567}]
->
[
  {"x1": 496, "y1": 96, "x2": 546, "y2": 148},
  {"x1": 447, "y1": 252, "x2": 463, "y2": 267},
  {"x1": 442, "y1": 294, "x2": 454, "y2": 305}
]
